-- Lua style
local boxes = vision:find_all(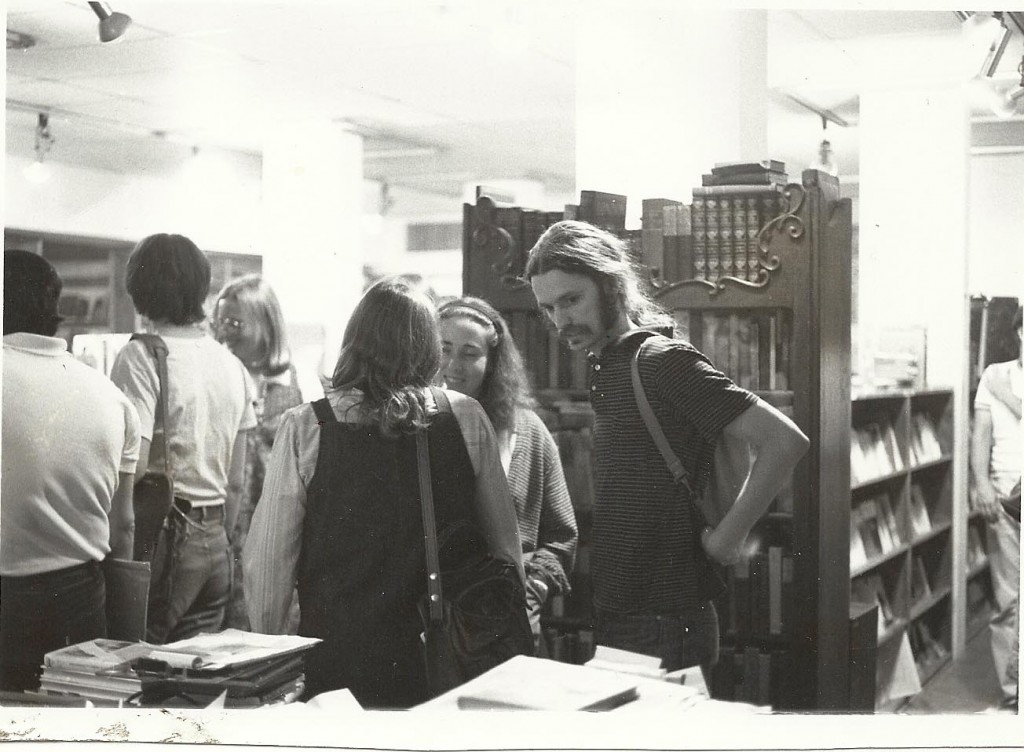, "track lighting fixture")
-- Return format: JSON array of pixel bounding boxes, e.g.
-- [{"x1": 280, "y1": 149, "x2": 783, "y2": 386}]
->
[
  {"x1": 977, "y1": 13, "x2": 1011, "y2": 79},
  {"x1": 991, "y1": 55, "x2": 1024, "y2": 118},
  {"x1": 809, "y1": 116, "x2": 839, "y2": 178},
  {"x1": 87, "y1": 1, "x2": 132, "y2": 44},
  {"x1": 23, "y1": 113, "x2": 55, "y2": 184}
]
